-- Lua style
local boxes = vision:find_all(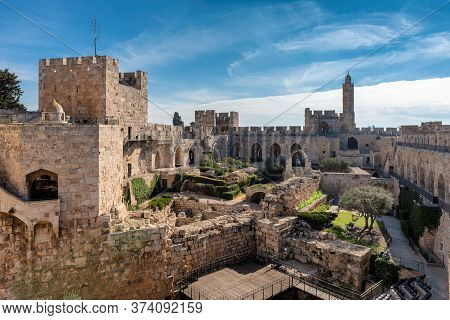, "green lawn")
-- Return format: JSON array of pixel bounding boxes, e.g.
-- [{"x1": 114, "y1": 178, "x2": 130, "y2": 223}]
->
[
  {"x1": 326, "y1": 210, "x2": 386, "y2": 252},
  {"x1": 331, "y1": 210, "x2": 383, "y2": 231}
]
